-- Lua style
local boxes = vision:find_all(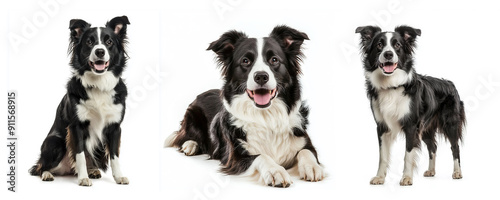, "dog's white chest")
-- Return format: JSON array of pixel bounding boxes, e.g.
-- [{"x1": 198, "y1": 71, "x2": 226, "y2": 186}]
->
[
  {"x1": 372, "y1": 87, "x2": 411, "y2": 131},
  {"x1": 241, "y1": 125, "x2": 306, "y2": 167},
  {"x1": 76, "y1": 89, "x2": 123, "y2": 150},
  {"x1": 225, "y1": 96, "x2": 306, "y2": 167}
]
